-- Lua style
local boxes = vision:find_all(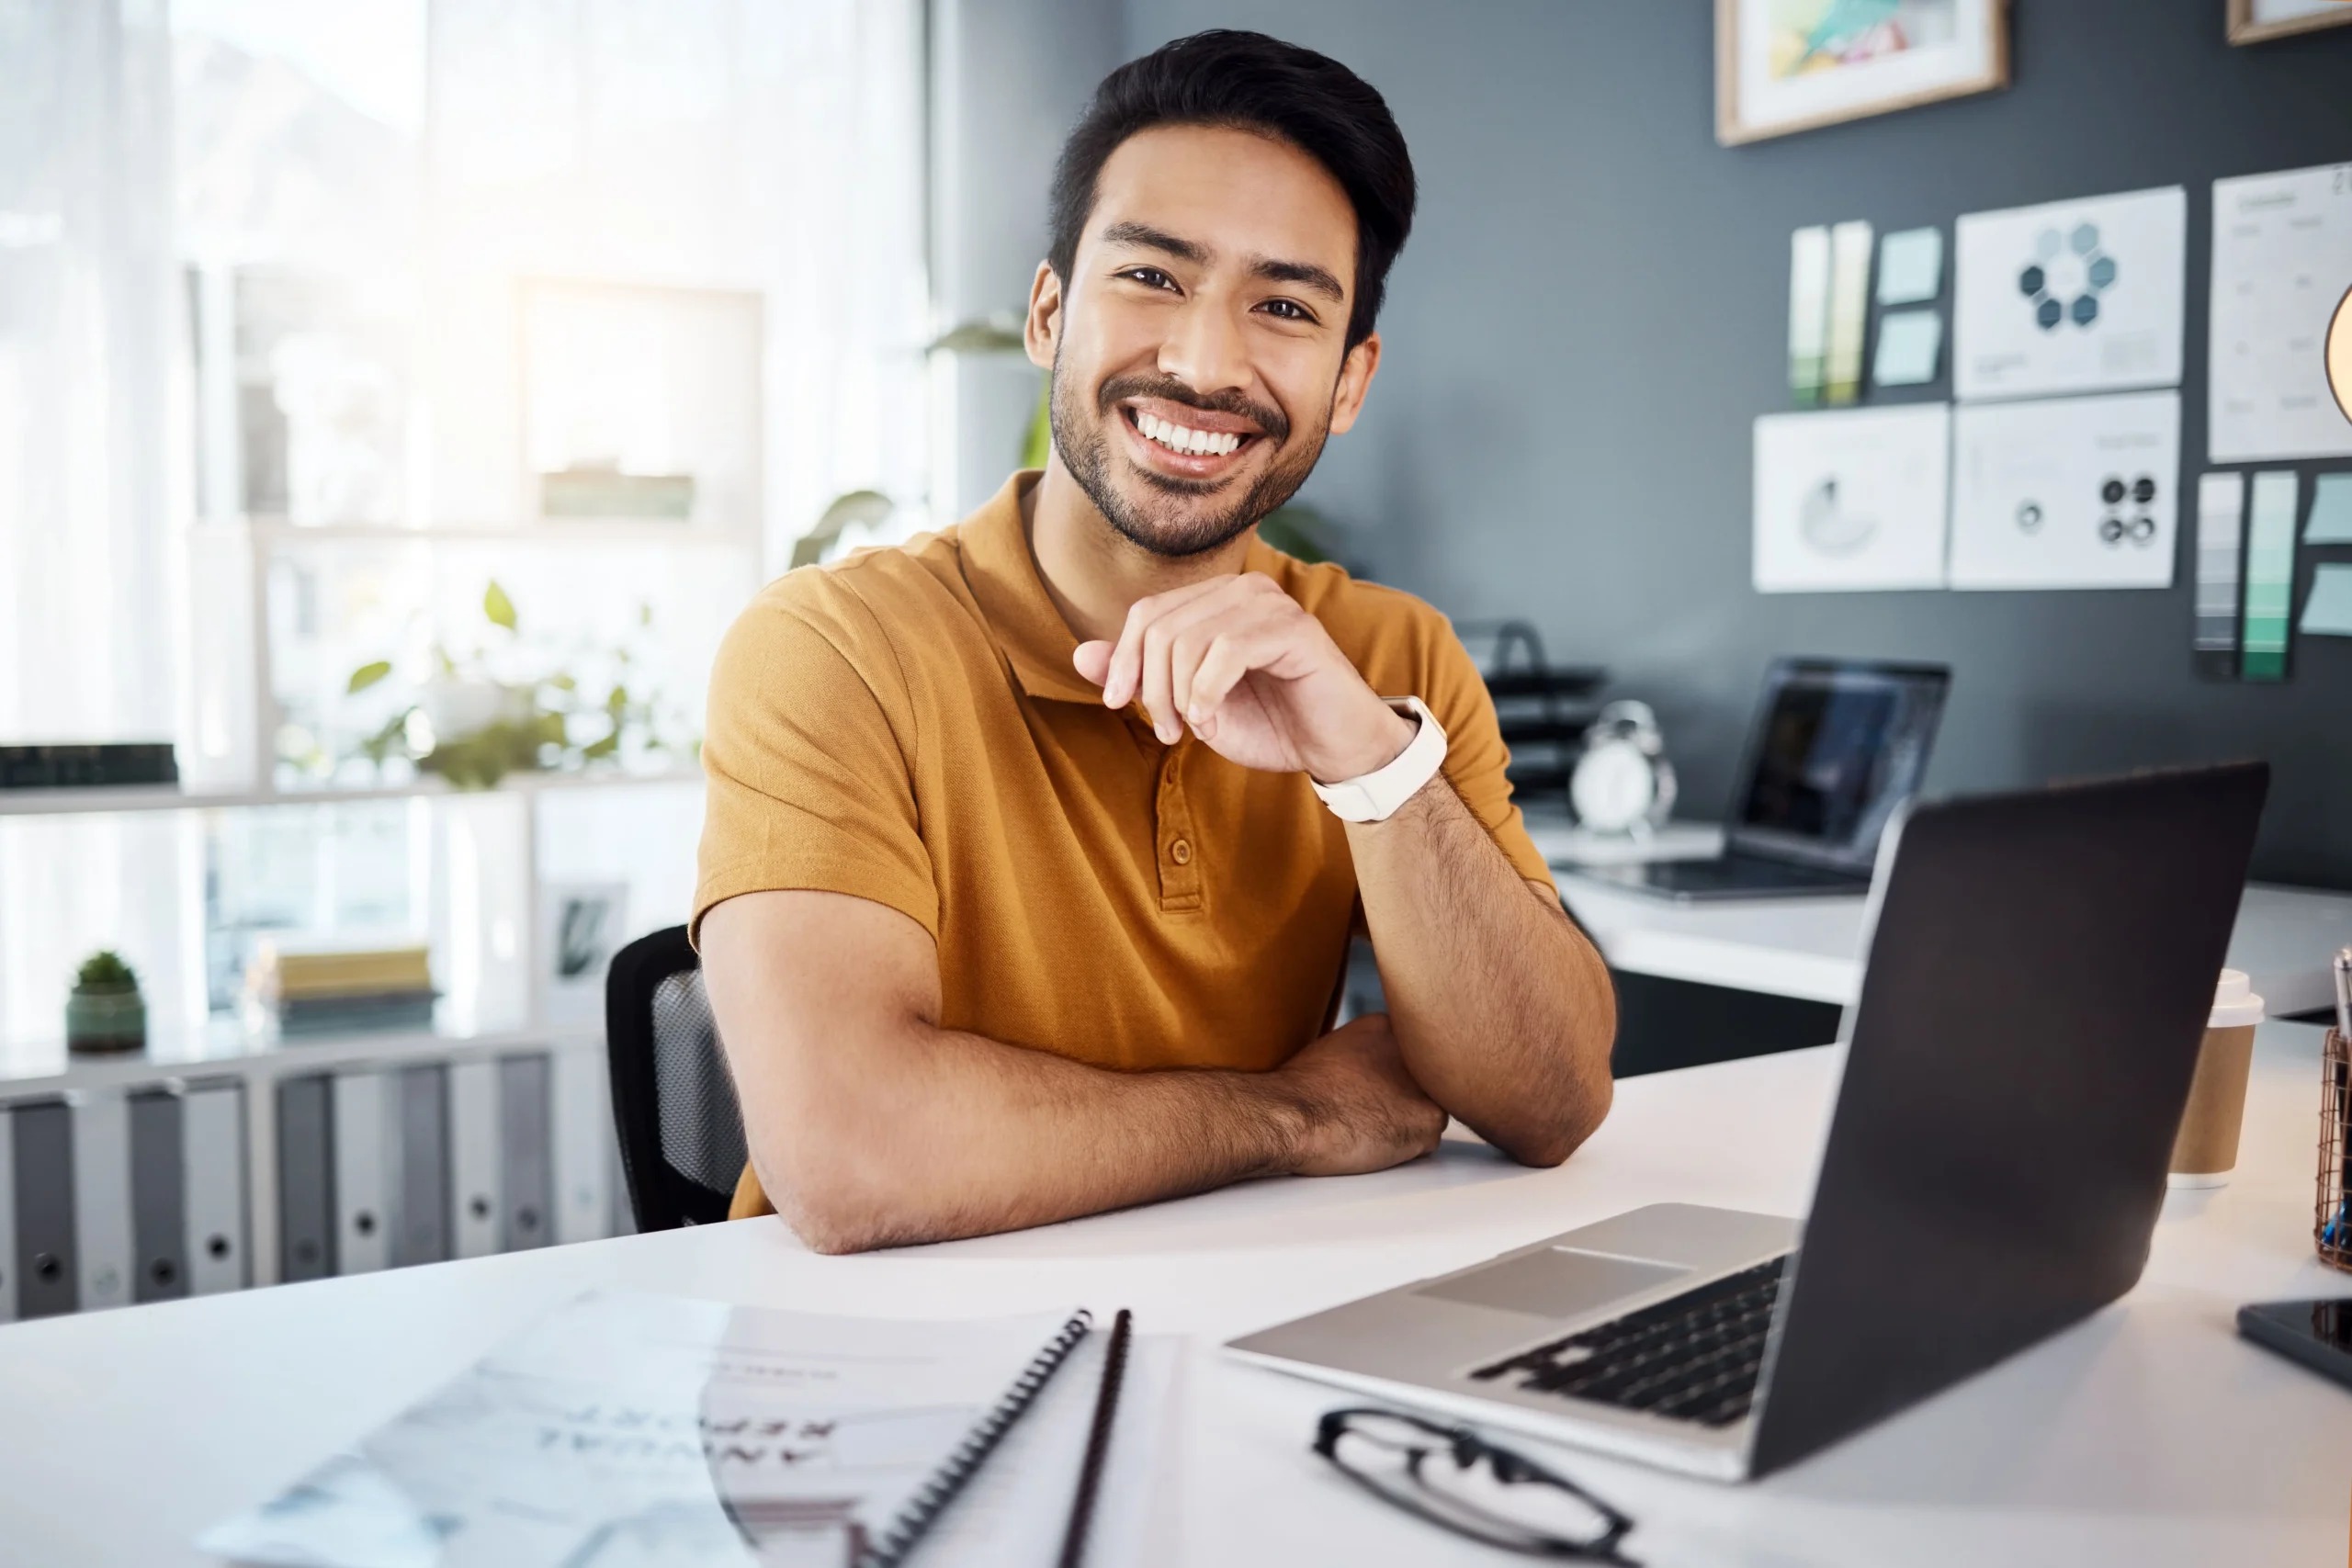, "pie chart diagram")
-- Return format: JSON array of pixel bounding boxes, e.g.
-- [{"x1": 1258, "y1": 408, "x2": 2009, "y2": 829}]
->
[{"x1": 1799, "y1": 474, "x2": 1877, "y2": 557}]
